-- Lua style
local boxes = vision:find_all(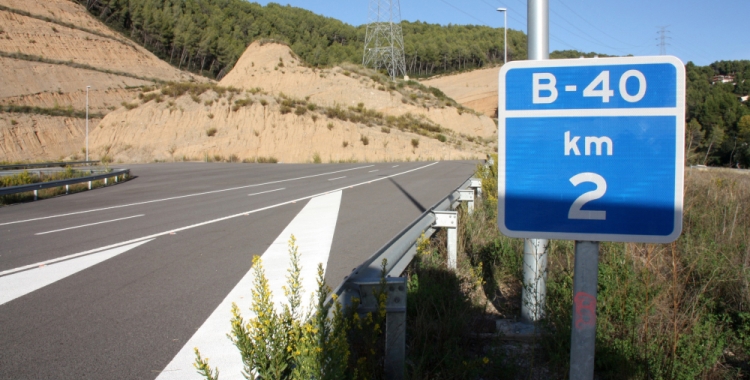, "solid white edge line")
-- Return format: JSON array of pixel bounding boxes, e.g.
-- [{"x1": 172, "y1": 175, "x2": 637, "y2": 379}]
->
[
  {"x1": 0, "y1": 165, "x2": 375, "y2": 227},
  {"x1": 0, "y1": 162, "x2": 439, "y2": 277},
  {"x1": 35, "y1": 215, "x2": 145, "y2": 235},
  {"x1": 328, "y1": 176, "x2": 346, "y2": 181},
  {"x1": 248, "y1": 188, "x2": 284, "y2": 196},
  {"x1": 369, "y1": 170, "x2": 379, "y2": 172}
]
